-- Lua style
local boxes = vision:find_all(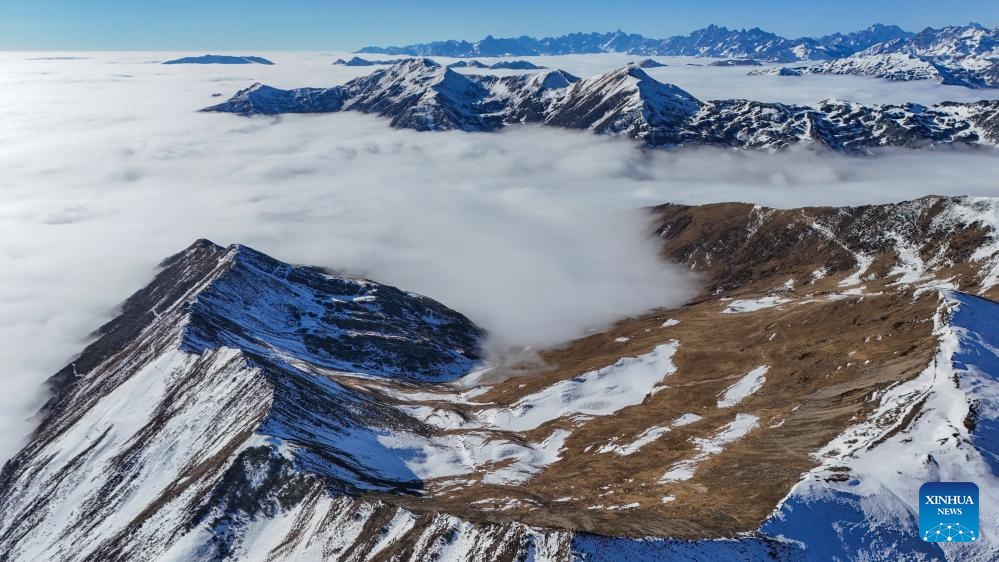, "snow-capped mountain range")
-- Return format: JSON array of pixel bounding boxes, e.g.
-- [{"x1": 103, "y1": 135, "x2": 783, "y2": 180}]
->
[
  {"x1": 357, "y1": 24, "x2": 913, "y2": 62},
  {"x1": 750, "y1": 24, "x2": 999, "y2": 88},
  {"x1": 359, "y1": 23, "x2": 999, "y2": 88},
  {"x1": 2, "y1": 196, "x2": 999, "y2": 561},
  {"x1": 749, "y1": 52, "x2": 994, "y2": 88},
  {"x1": 334, "y1": 56, "x2": 546, "y2": 69},
  {"x1": 749, "y1": 24, "x2": 999, "y2": 88},
  {"x1": 204, "y1": 58, "x2": 999, "y2": 153}
]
